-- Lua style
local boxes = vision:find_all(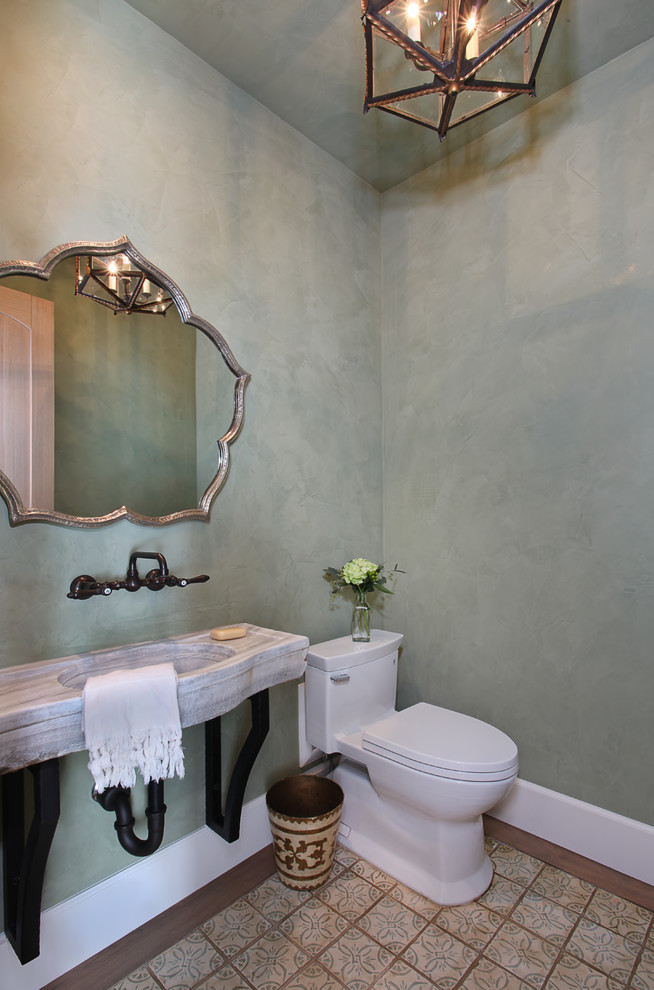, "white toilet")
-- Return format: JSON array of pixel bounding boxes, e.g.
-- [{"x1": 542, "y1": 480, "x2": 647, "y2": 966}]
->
[{"x1": 304, "y1": 630, "x2": 518, "y2": 905}]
